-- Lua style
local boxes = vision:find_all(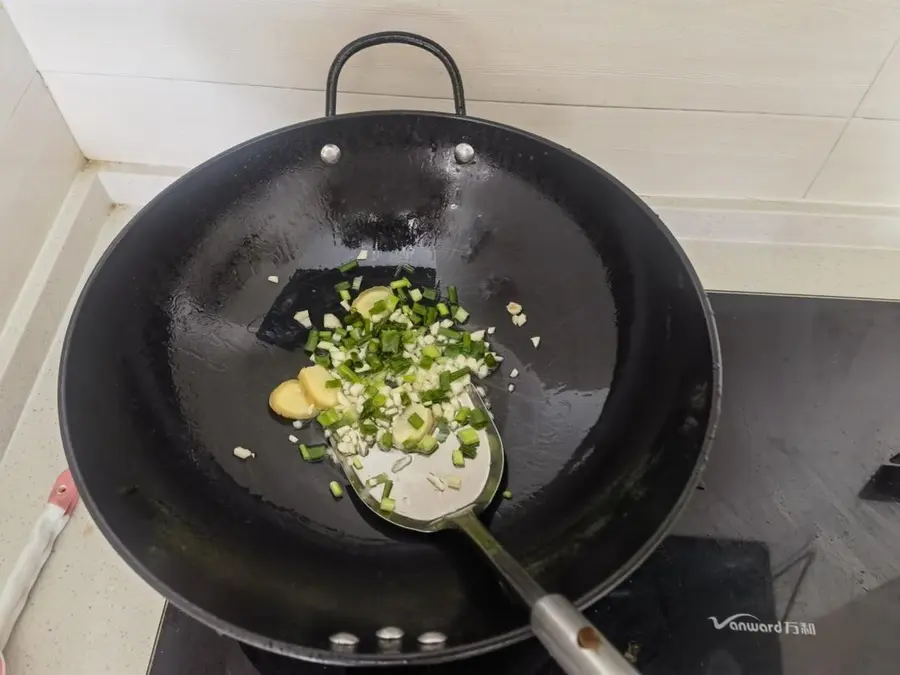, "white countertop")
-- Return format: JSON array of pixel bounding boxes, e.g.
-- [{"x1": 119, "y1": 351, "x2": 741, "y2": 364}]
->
[
  {"x1": 3, "y1": 196, "x2": 900, "y2": 673},
  {"x1": 0, "y1": 207, "x2": 163, "y2": 674}
]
